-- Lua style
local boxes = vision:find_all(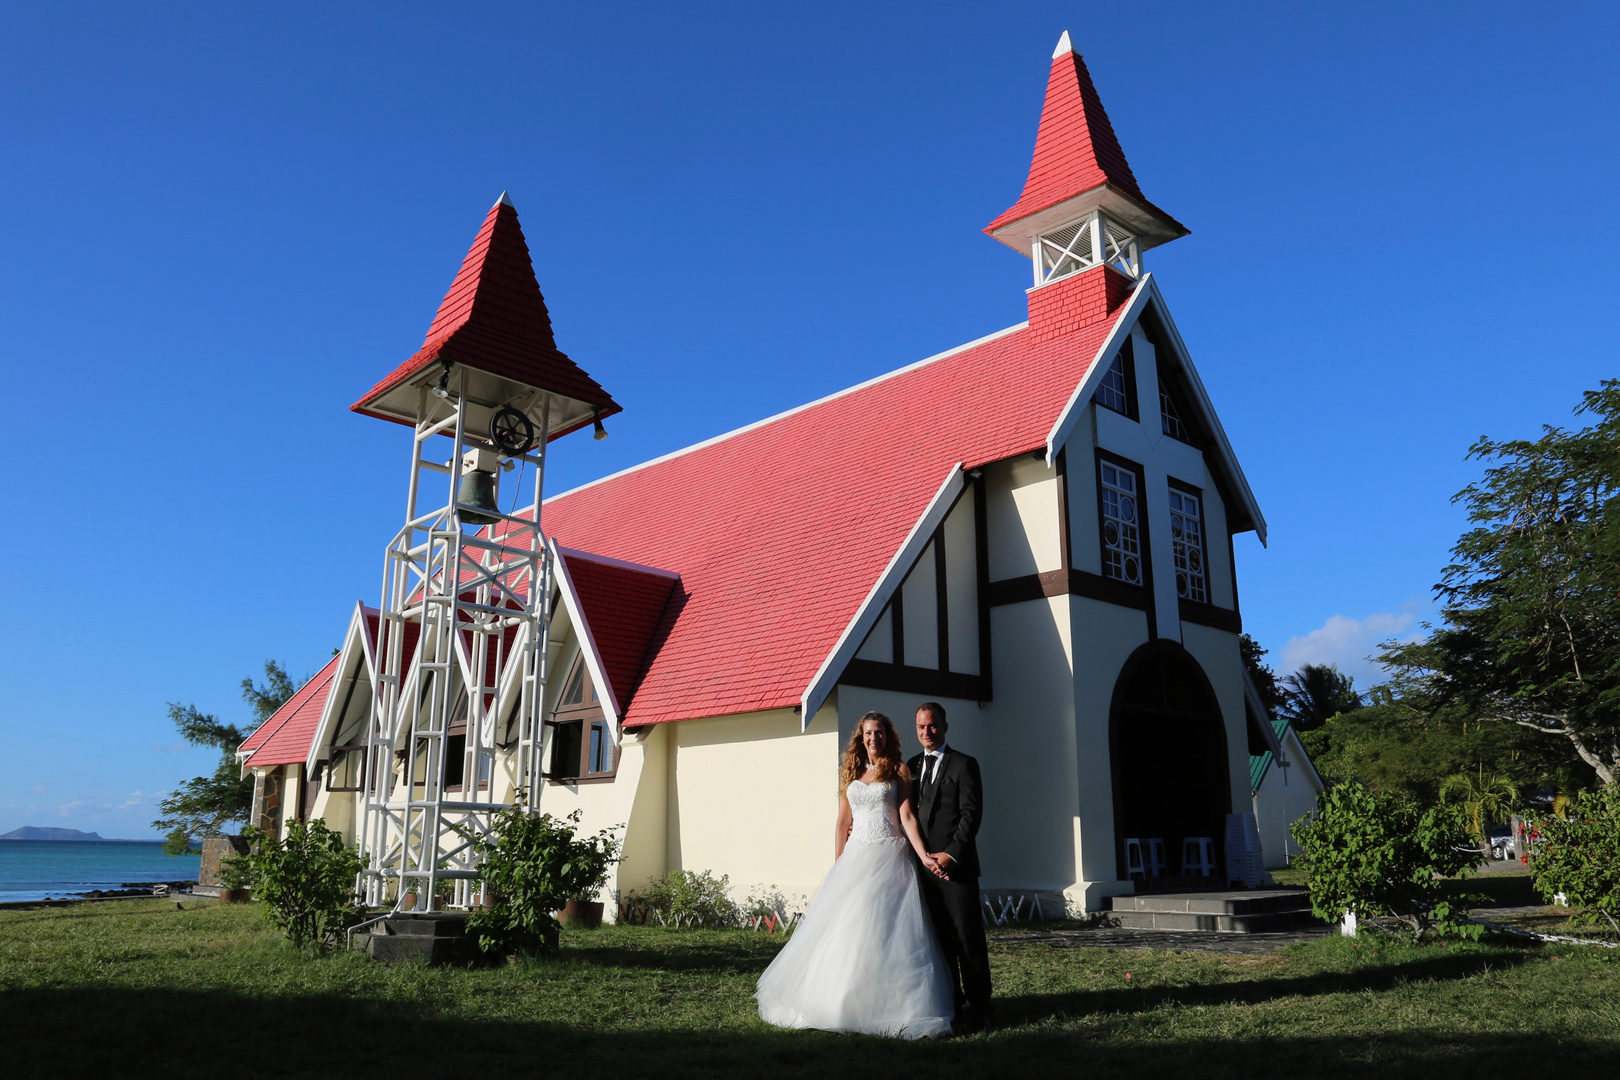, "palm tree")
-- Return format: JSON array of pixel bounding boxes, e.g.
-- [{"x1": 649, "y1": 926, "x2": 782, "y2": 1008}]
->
[
  {"x1": 1279, "y1": 664, "x2": 1361, "y2": 732},
  {"x1": 1440, "y1": 769, "x2": 1520, "y2": 858}
]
